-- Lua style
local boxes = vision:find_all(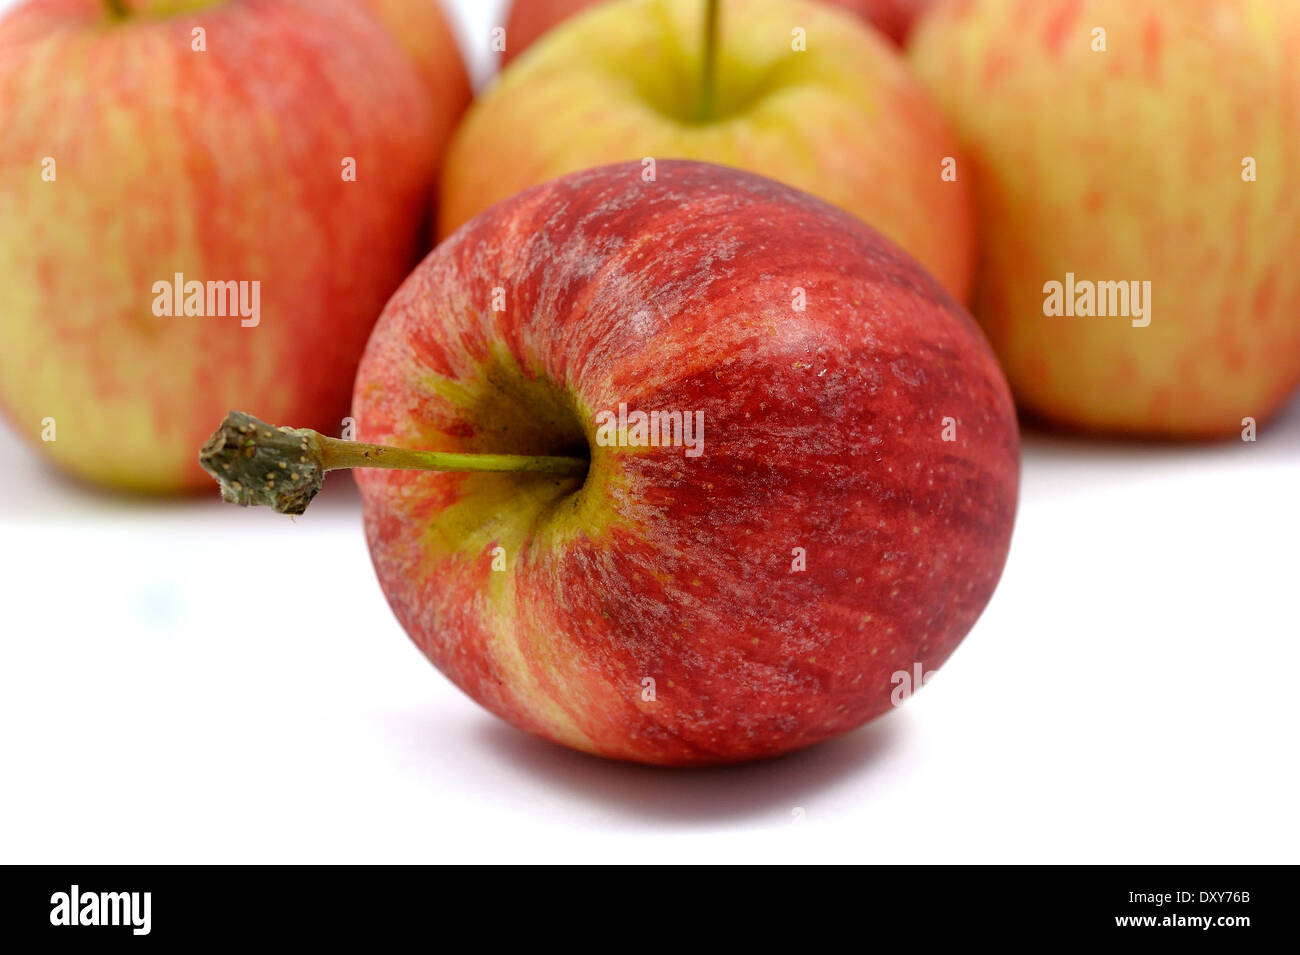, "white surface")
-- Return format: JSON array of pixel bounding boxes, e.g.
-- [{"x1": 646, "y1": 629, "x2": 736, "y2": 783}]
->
[{"x1": 1, "y1": 0, "x2": 1298, "y2": 864}]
